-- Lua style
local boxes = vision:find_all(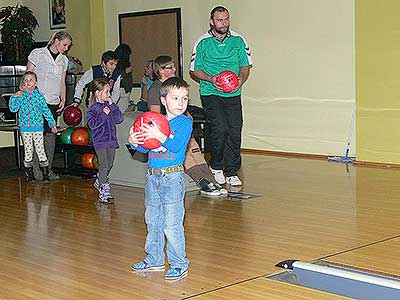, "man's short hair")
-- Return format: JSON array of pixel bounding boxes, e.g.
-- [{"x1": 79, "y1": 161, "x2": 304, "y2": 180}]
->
[
  {"x1": 210, "y1": 6, "x2": 229, "y2": 19},
  {"x1": 101, "y1": 50, "x2": 119, "y2": 64}
]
